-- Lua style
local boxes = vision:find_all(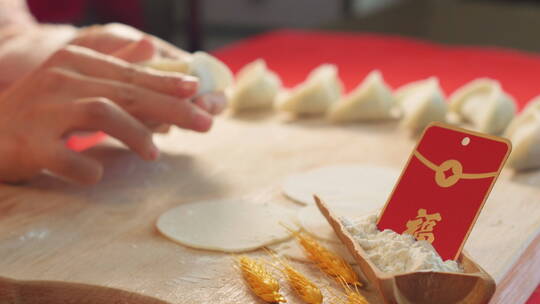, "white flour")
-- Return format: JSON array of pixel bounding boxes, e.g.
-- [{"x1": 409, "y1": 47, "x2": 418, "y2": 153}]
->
[{"x1": 342, "y1": 214, "x2": 462, "y2": 274}]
